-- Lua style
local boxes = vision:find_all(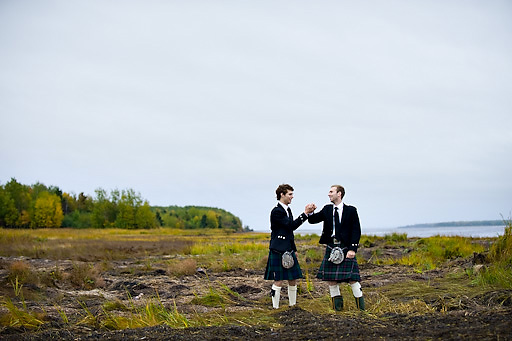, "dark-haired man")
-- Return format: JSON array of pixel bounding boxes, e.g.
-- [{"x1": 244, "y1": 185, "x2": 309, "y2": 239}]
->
[
  {"x1": 264, "y1": 184, "x2": 315, "y2": 309},
  {"x1": 308, "y1": 185, "x2": 365, "y2": 311}
]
